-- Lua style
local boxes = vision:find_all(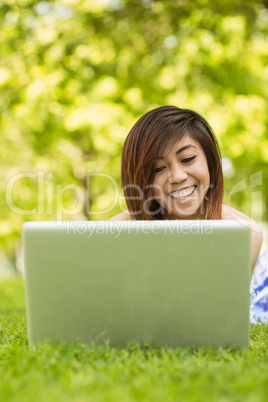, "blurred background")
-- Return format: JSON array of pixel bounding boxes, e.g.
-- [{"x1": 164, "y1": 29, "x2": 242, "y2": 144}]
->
[{"x1": 1, "y1": 0, "x2": 268, "y2": 277}]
